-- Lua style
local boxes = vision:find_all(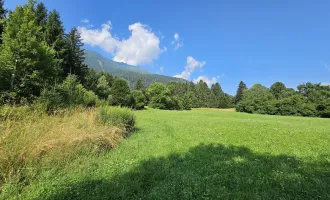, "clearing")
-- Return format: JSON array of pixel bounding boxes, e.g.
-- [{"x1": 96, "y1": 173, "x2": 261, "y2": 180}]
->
[{"x1": 12, "y1": 109, "x2": 330, "y2": 199}]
